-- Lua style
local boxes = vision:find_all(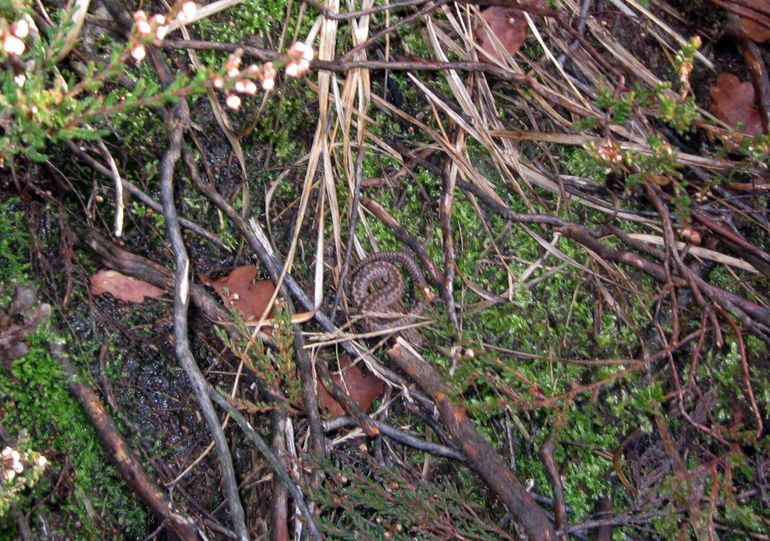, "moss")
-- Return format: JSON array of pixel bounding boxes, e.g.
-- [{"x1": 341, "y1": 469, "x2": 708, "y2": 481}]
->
[{"x1": 0, "y1": 198, "x2": 145, "y2": 538}]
